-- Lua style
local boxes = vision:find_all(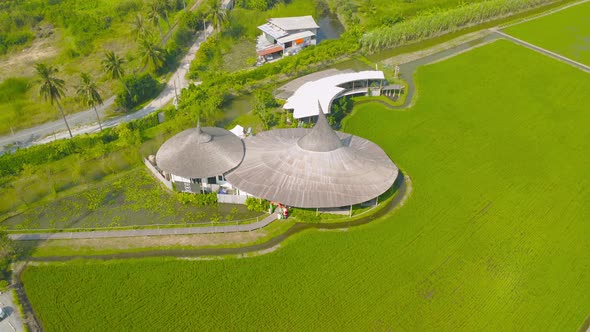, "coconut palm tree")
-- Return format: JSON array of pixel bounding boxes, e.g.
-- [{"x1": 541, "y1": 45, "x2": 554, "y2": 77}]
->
[
  {"x1": 155, "y1": 0, "x2": 172, "y2": 30},
  {"x1": 132, "y1": 14, "x2": 151, "y2": 40},
  {"x1": 101, "y1": 51, "x2": 131, "y2": 96},
  {"x1": 147, "y1": 3, "x2": 163, "y2": 37},
  {"x1": 207, "y1": 0, "x2": 227, "y2": 32},
  {"x1": 76, "y1": 72, "x2": 104, "y2": 131},
  {"x1": 139, "y1": 38, "x2": 166, "y2": 71},
  {"x1": 34, "y1": 63, "x2": 73, "y2": 138}
]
